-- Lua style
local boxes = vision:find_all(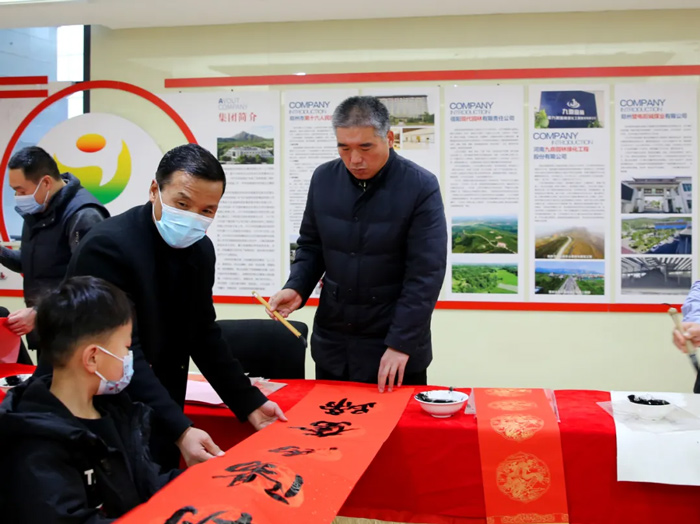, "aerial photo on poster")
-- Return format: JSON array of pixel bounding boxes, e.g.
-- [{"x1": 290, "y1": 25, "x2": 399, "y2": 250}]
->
[
  {"x1": 534, "y1": 261, "x2": 605, "y2": 296},
  {"x1": 452, "y1": 215, "x2": 518, "y2": 254},
  {"x1": 621, "y1": 217, "x2": 692, "y2": 255},
  {"x1": 535, "y1": 221, "x2": 605, "y2": 260},
  {"x1": 217, "y1": 126, "x2": 275, "y2": 165},
  {"x1": 451, "y1": 264, "x2": 518, "y2": 294}
]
